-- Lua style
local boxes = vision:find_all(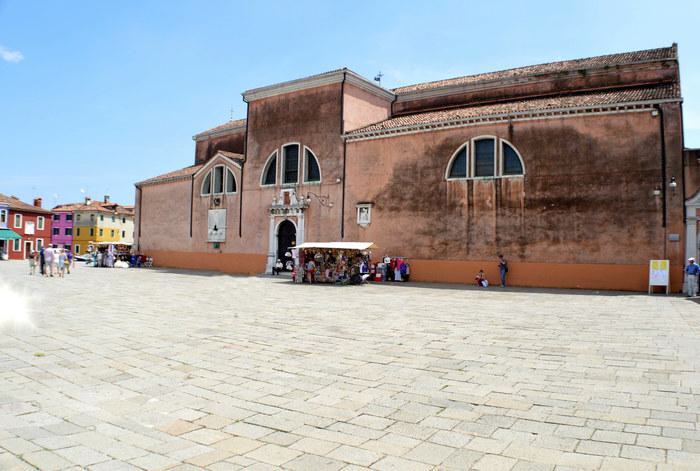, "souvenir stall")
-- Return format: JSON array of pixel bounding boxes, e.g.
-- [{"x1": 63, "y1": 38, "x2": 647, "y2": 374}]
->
[{"x1": 293, "y1": 242, "x2": 376, "y2": 285}]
